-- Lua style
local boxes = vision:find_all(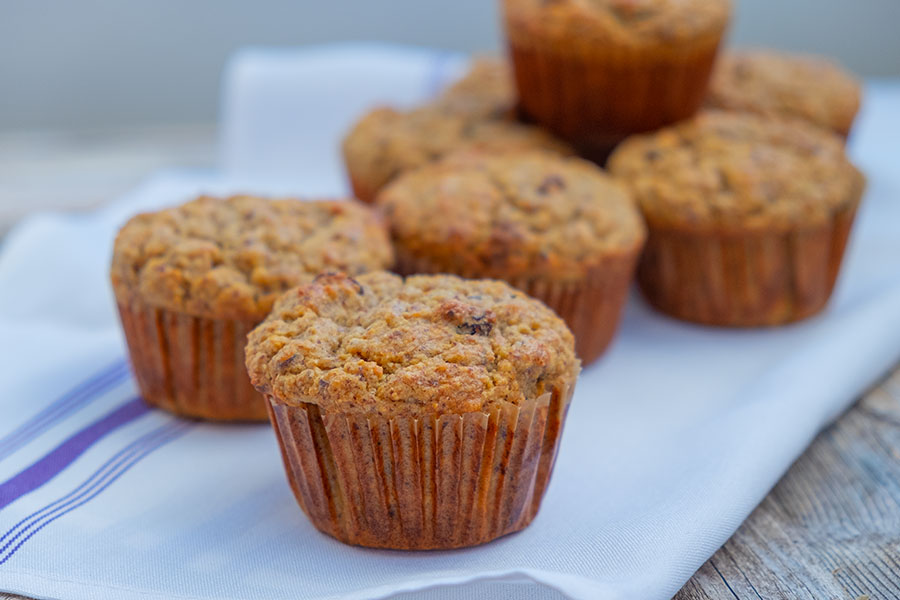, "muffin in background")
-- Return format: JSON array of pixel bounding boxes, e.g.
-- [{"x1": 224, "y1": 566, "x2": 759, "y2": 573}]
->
[
  {"x1": 246, "y1": 272, "x2": 580, "y2": 550},
  {"x1": 342, "y1": 106, "x2": 572, "y2": 203},
  {"x1": 431, "y1": 56, "x2": 516, "y2": 121},
  {"x1": 608, "y1": 110, "x2": 865, "y2": 327},
  {"x1": 377, "y1": 151, "x2": 646, "y2": 364},
  {"x1": 502, "y1": 0, "x2": 731, "y2": 155},
  {"x1": 706, "y1": 49, "x2": 862, "y2": 139},
  {"x1": 110, "y1": 195, "x2": 394, "y2": 421}
]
